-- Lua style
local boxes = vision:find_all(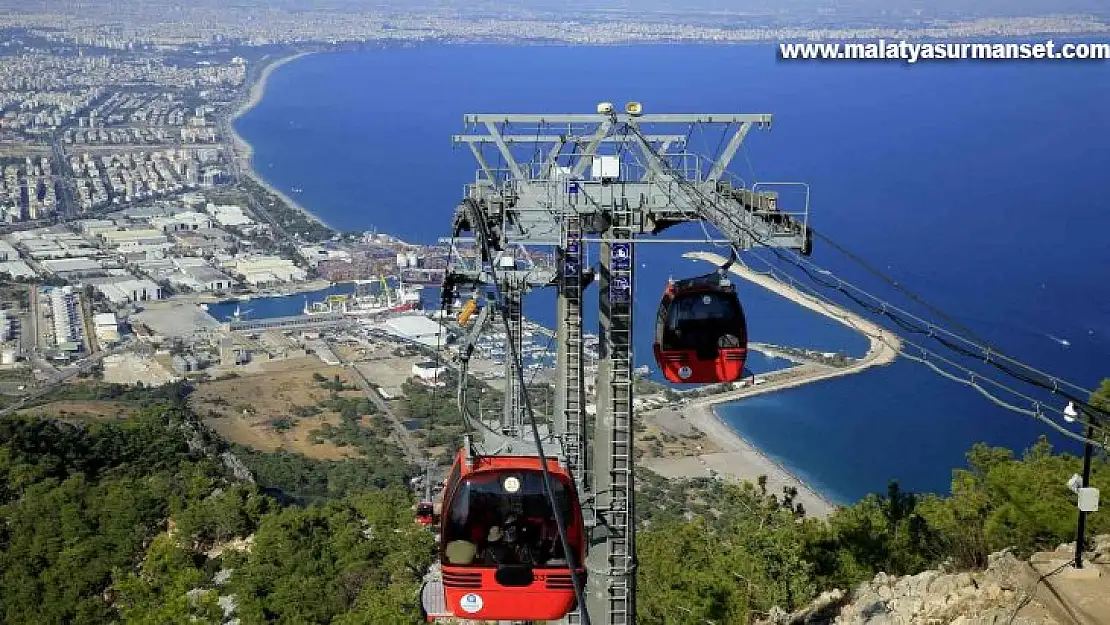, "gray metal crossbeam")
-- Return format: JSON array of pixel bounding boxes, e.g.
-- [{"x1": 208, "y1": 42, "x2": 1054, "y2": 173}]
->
[
  {"x1": 707, "y1": 121, "x2": 754, "y2": 182},
  {"x1": 483, "y1": 120, "x2": 525, "y2": 181},
  {"x1": 570, "y1": 120, "x2": 613, "y2": 178}
]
